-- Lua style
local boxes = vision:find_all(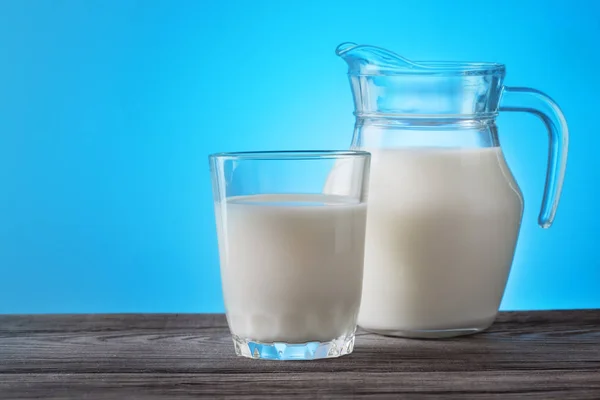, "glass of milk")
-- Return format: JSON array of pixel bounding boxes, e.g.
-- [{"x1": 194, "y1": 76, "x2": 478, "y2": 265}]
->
[{"x1": 209, "y1": 150, "x2": 371, "y2": 360}]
